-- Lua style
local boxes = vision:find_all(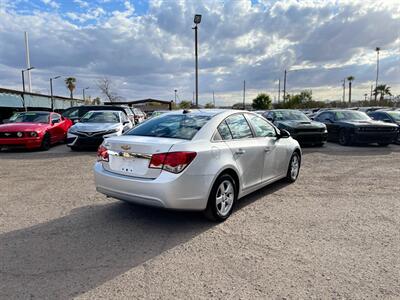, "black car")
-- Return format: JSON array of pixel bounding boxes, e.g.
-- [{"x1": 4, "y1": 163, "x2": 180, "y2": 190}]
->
[
  {"x1": 314, "y1": 109, "x2": 398, "y2": 146},
  {"x1": 62, "y1": 105, "x2": 134, "y2": 124},
  {"x1": 264, "y1": 109, "x2": 327, "y2": 146},
  {"x1": 368, "y1": 110, "x2": 400, "y2": 144}
]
